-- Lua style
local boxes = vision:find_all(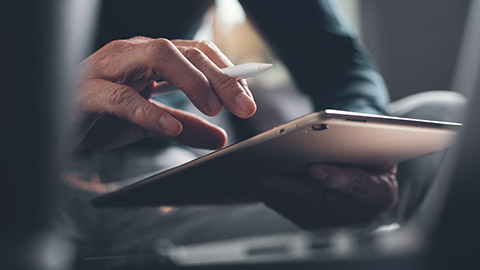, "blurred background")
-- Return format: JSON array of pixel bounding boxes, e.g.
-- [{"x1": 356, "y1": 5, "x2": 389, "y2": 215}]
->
[
  {"x1": 179, "y1": 0, "x2": 473, "y2": 133},
  {"x1": 201, "y1": 0, "x2": 471, "y2": 101},
  {"x1": 3, "y1": 0, "x2": 478, "y2": 269}
]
